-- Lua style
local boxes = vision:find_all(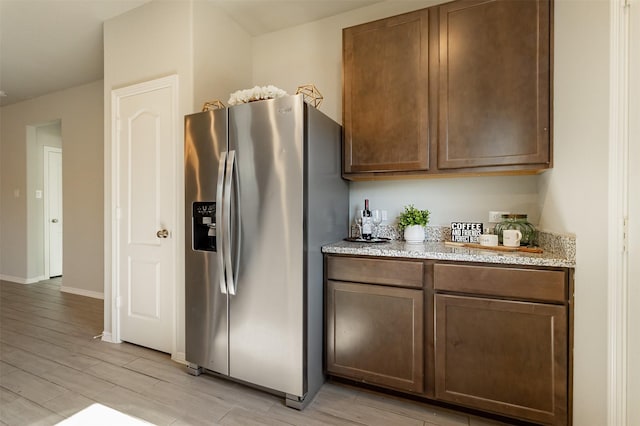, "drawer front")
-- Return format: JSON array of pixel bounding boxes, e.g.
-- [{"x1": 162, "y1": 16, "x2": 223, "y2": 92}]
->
[
  {"x1": 433, "y1": 263, "x2": 566, "y2": 303},
  {"x1": 327, "y1": 256, "x2": 424, "y2": 288}
]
